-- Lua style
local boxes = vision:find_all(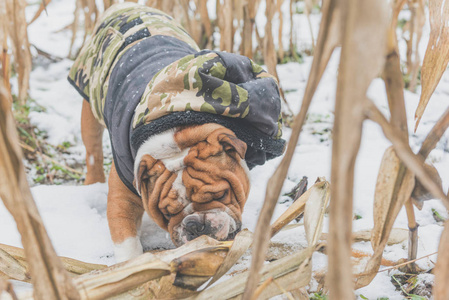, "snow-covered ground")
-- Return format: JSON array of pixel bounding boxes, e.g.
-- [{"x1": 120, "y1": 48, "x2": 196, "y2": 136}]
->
[{"x1": 1, "y1": 1, "x2": 449, "y2": 299}]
